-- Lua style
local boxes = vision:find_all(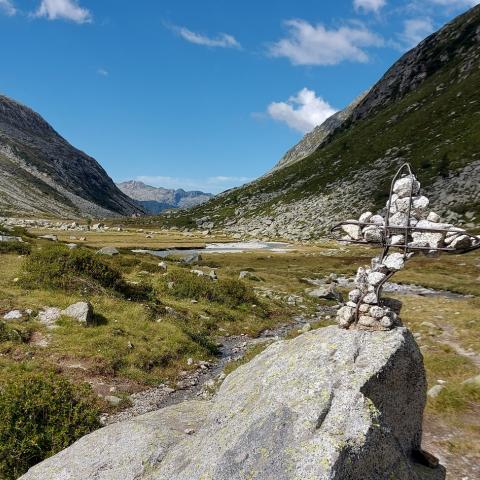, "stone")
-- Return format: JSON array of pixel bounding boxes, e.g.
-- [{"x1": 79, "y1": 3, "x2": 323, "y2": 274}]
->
[
  {"x1": 383, "y1": 252, "x2": 405, "y2": 271},
  {"x1": 393, "y1": 176, "x2": 420, "y2": 198},
  {"x1": 105, "y1": 395, "x2": 122, "y2": 406},
  {"x1": 0, "y1": 235, "x2": 22, "y2": 242},
  {"x1": 239, "y1": 271, "x2": 260, "y2": 281},
  {"x1": 427, "y1": 212, "x2": 440, "y2": 223},
  {"x1": 37, "y1": 308, "x2": 62, "y2": 328},
  {"x1": 62, "y1": 302, "x2": 94, "y2": 324},
  {"x1": 341, "y1": 221, "x2": 362, "y2": 240},
  {"x1": 96, "y1": 246, "x2": 119, "y2": 256},
  {"x1": 427, "y1": 385, "x2": 445, "y2": 398},
  {"x1": 348, "y1": 289, "x2": 362, "y2": 303},
  {"x1": 23, "y1": 326, "x2": 437, "y2": 480},
  {"x1": 370, "y1": 214, "x2": 384, "y2": 225},
  {"x1": 367, "y1": 271, "x2": 386, "y2": 287},
  {"x1": 3, "y1": 309, "x2": 23, "y2": 320},
  {"x1": 449, "y1": 234, "x2": 472, "y2": 250},
  {"x1": 39, "y1": 234, "x2": 58, "y2": 241},
  {"x1": 158, "y1": 261, "x2": 168, "y2": 270},
  {"x1": 308, "y1": 285, "x2": 343, "y2": 302},
  {"x1": 380, "y1": 315, "x2": 394, "y2": 328},
  {"x1": 19, "y1": 401, "x2": 210, "y2": 480},
  {"x1": 412, "y1": 220, "x2": 452, "y2": 249},
  {"x1": 66, "y1": 243, "x2": 78, "y2": 249},
  {"x1": 369, "y1": 306, "x2": 385, "y2": 319},
  {"x1": 363, "y1": 292, "x2": 378, "y2": 304},
  {"x1": 359, "y1": 211, "x2": 372, "y2": 223},
  {"x1": 389, "y1": 212, "x2": 409, "y2": 227},
  {"x1": 390, "y1": 234, "x2": 406, "y2": 246},
  {"x1": 363, "y1": 225, "x2": 383, "y2": 242},
  {"x1": 190, "y1": 269, "x2": 205, "y2": 277},
  {"x1": 300, "y1": 323, "x2": 311, "y2": 333},
  {"x1": 209, "y1": 270, "x2": 218, "y2": 280},
  {"x1": 358, "y1": 315, "x2": 376, "y2": 327},
  {"x1": 462, "y1": 374, "x2": 480, "y2": 386},
  {"x1": 336, "y1": 305, "x2": 355, "y2": 327},
  {"x1": 182, "y1": 253, "x2": 202, "y2": 265}
]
